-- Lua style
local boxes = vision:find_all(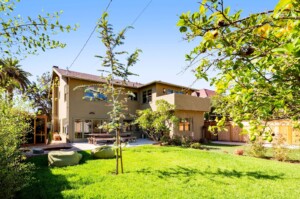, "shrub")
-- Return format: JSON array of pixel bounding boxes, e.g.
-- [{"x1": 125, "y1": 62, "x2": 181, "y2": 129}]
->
[
  {"x1": 160, "y1": 134, "x2": 171, "y2": 144},
  {"x1": 169, "y1": 135, "x2": 182, "y2": 146},
  {"x1": 272, "y1": 134, "x2": 289, "y2": 162},
  {"x1": 247, "y1": 138, "x2": 266, "y2": 158},
  {"x1": 190, "y1": 142, "x2": 201, "y2": 149},
  {"x1": 0, "y1": 92, "x2": 34, "y2": 199},
  {"x1": 181, "y1": 136, "x2": 193, "y2": 147}
]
